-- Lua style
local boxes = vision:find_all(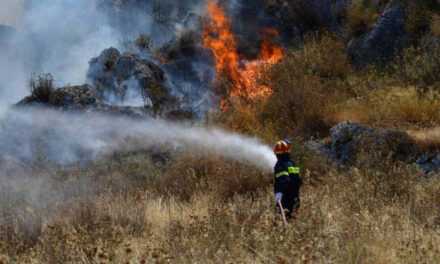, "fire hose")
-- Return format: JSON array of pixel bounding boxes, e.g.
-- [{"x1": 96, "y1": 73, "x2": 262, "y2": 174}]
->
[{"x1": 277, "y1": 200, "x2": 288, "y2": 226}]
